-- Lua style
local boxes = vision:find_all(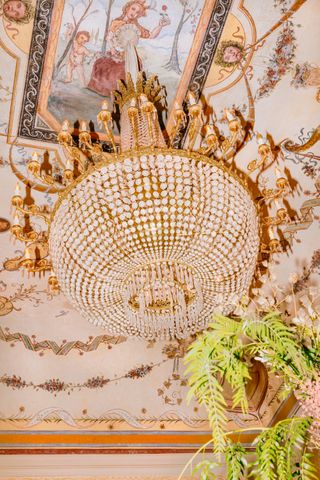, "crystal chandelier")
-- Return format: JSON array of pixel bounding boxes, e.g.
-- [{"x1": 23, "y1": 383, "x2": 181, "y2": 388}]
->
[{"x1": 9, "y1": 73, "x2": 292, "y2": 339}]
